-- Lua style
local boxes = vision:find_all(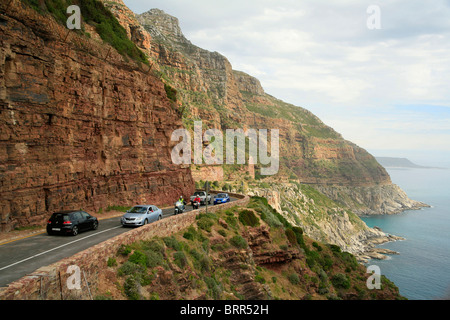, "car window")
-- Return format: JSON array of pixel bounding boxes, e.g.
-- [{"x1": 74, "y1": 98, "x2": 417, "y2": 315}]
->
[
  {"x1": 129, "y1": 207, "x2": 147, "y2": 214},
  {"x1": 72, "y1": 212, "x2": 83, "y2": 220},
  {"x1": 80, "y1": 212, "x2": 90, "y2": 219},
  {"x1": 52, "y1": 213, "x2": 69, "y2": 221}
]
